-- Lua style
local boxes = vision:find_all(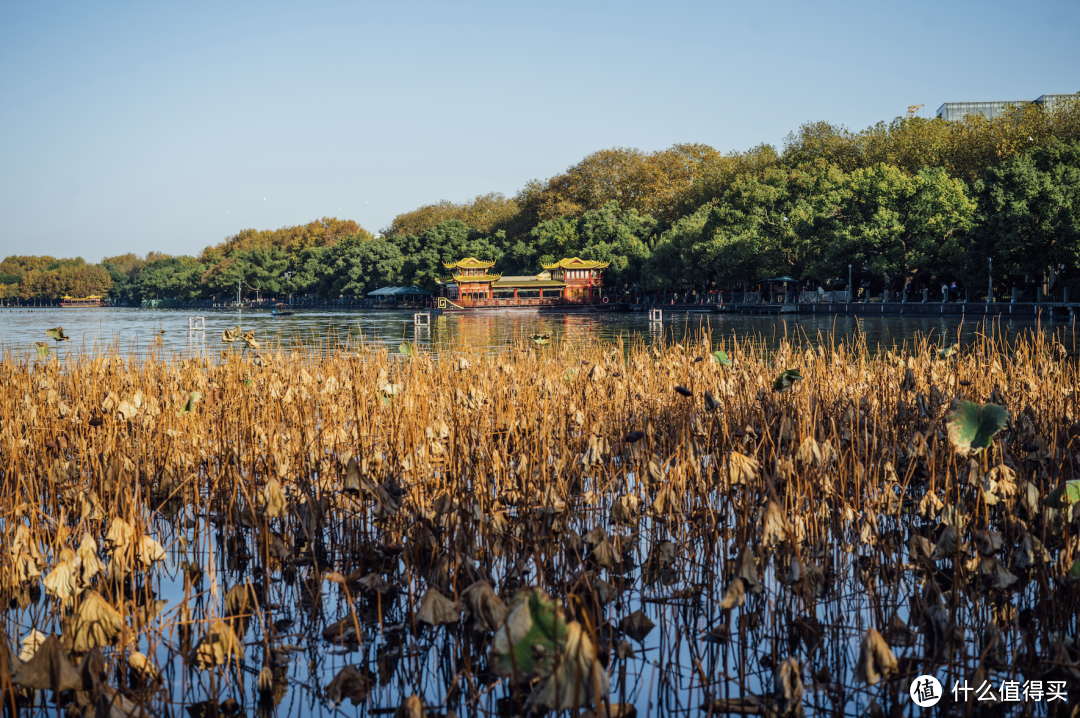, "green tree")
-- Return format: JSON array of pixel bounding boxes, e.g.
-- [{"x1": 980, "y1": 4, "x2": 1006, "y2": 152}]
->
[
  {"x1": 575, "y1": 202, "x2": 654, "y2": 287},
  {"x1": 714, "y1": 159, "x2": 847, "y2": 279},
  {"x1": 811, "y1": 164, "x2": 975, "y2": 285},
  {"x1": 394, "y1": 220, "x2": 504, "y2": 290},
  {"x1": 133, "y1": 256, "x2": 205, "y2": 301},
  {"x1": 383, "y1": 193, "x2": 520, "y2": 237},
  {"x1": 965, "y1": 139, "x2": 1080, "y2": 292},
  {"x1": 320, "y1": 236, "x2": 403, "y2": 298},
  {"x1": 285, "y1": 246, "x2": 330, "y2": 296},
  {"x1": 200, "y1": 247, "x2": 287, "y2": 299},
  {"x1": 526, "y1": 202, "x2": 655, "y2": 286}
]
